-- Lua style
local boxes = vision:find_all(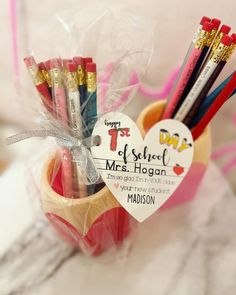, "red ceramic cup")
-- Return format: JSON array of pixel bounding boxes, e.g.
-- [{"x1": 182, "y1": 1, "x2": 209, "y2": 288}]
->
[{"x1": 41, "y1": 157, "x2": 134, "y2": 256}]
